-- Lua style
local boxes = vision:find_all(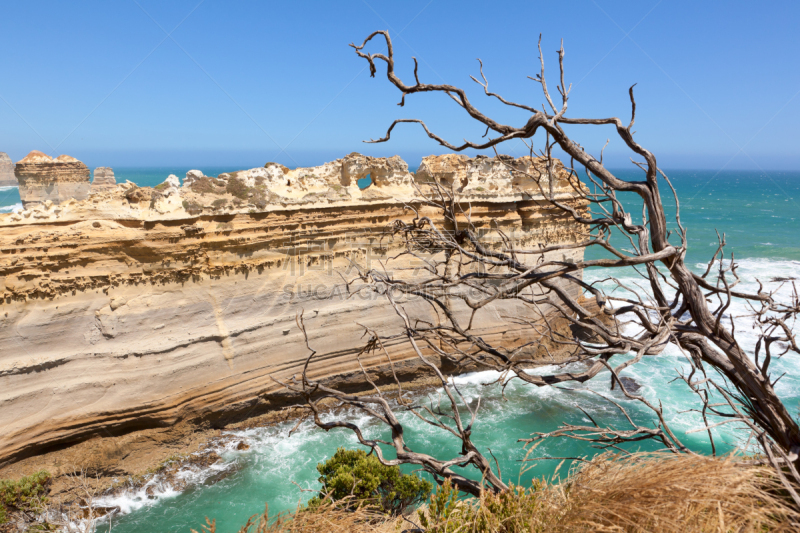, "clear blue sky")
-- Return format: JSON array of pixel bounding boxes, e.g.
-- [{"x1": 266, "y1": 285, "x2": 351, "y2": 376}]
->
[{"x1": 0, "y1": 0, "x2": 798, "y2": 170}]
